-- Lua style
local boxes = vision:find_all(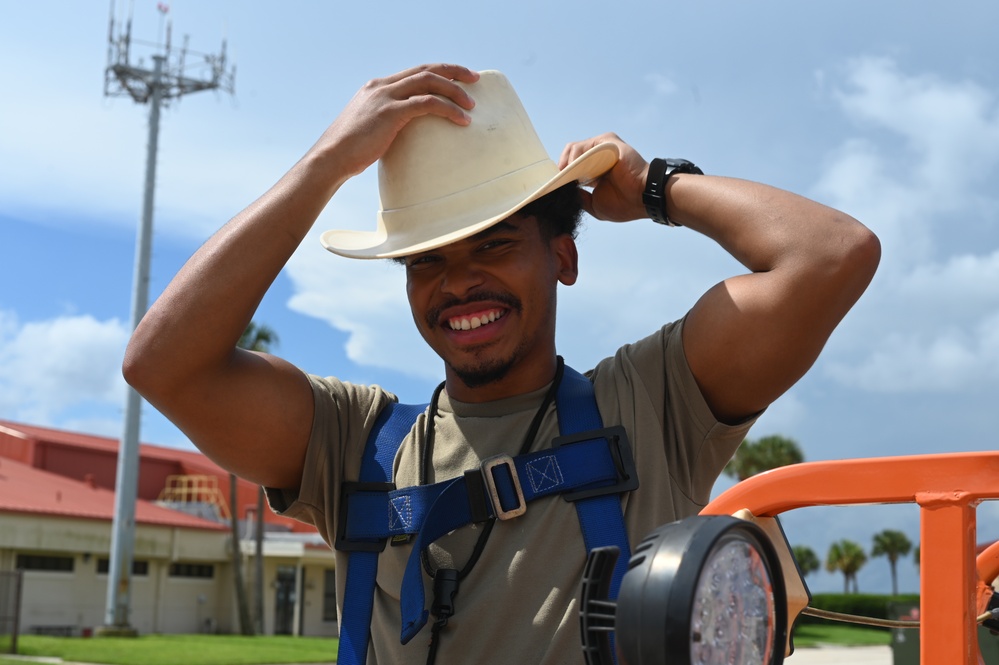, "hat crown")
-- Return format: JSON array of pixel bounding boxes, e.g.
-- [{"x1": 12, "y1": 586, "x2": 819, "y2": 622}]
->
[{"x1": 378, "y1": 70, "x2": 551, "y2": 212}]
